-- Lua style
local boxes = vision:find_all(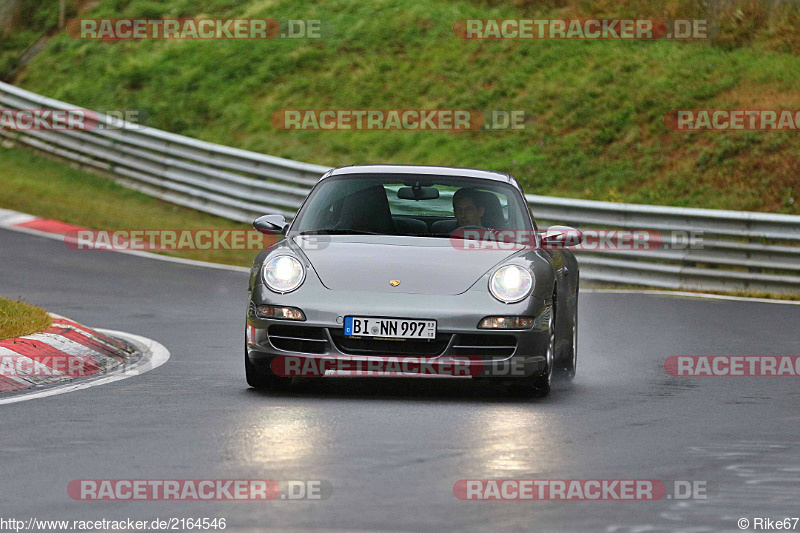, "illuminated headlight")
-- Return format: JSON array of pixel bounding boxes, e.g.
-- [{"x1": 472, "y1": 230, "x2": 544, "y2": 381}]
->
[
  {"x1": 254, "y1": 305, "x2": 305, "y2": 320},
  {"x1": 478, "y1": 316, "x2": 534, "y2": 329},
  {"x1": 489, "y1": 265, "x2": 533, "y2": 303},
  {"x1": 263, "y1": 255, "x2": 305, "y2": 293}
]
